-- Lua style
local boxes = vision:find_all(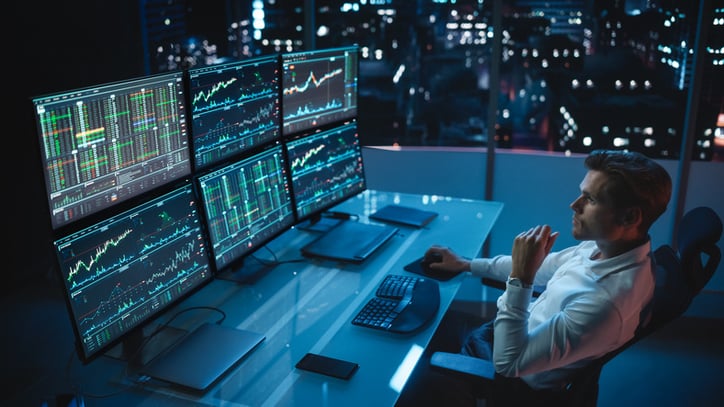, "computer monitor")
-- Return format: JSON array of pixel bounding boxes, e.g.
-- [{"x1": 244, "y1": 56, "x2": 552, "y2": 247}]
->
[
  {"x1": 32, "y1": 71, "x2": 191, "y2": 232},
  {"x1": 281, "y1": 45, "x2": 358, "y2": 137},
  {"x1": 53, "y1": 183, "x2": 212, "y2": 364},
  {"x1": 285, "y1": 120, "x2": 366, "y2": 225},
  {"x1": 197, "y1": 143, "x2": 295, "y2": 273},
  {"x1": 188, "y1": 54, "x2": 281, "y2": 170}
]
